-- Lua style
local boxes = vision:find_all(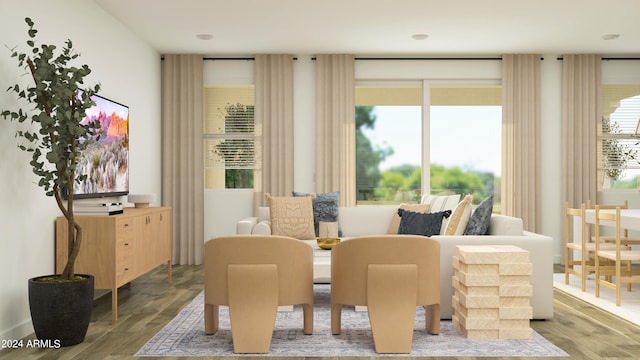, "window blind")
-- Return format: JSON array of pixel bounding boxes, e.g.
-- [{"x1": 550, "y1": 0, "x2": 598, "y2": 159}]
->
[
  {"x1": 204, "y1": 85, "x2": 255, "y2": 170},
  {"x1": 599, "y1": 85, "x2": 640, "y2": 180}
]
